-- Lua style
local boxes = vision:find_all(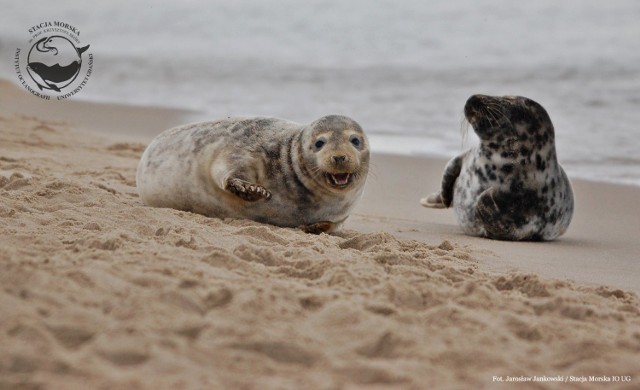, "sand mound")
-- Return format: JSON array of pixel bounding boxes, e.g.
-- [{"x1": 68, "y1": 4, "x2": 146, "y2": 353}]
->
[{"x1": 1, "y1": 116, "x2": 639, "y2": 389}]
